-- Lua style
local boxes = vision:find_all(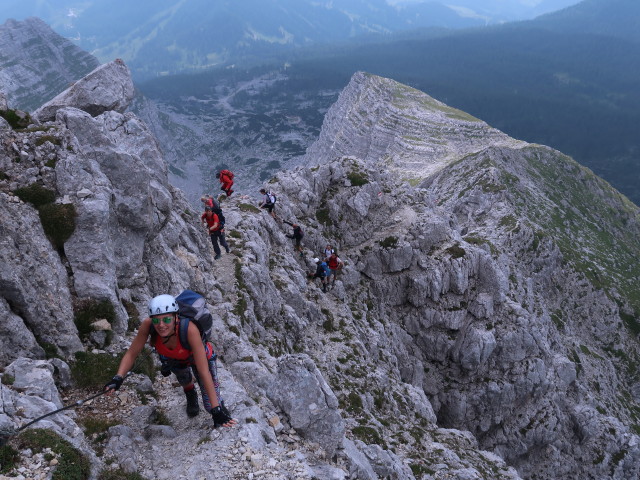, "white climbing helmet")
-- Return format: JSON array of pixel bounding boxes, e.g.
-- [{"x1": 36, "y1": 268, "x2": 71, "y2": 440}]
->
[{"x1": 148, "y1": 294, "x2": 178, "y2": 316}]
